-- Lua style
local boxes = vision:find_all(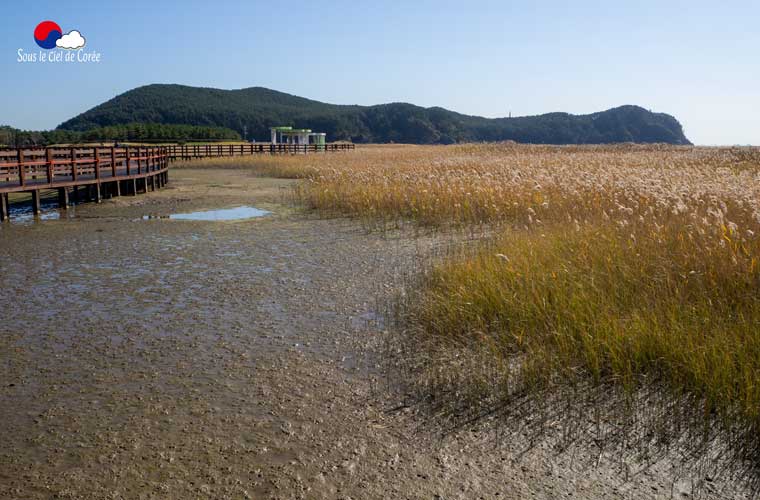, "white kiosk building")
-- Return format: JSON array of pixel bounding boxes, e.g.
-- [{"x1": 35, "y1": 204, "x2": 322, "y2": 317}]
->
[{"x1": 270, "y1": 126, "x2": 327, "y2": 148}]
